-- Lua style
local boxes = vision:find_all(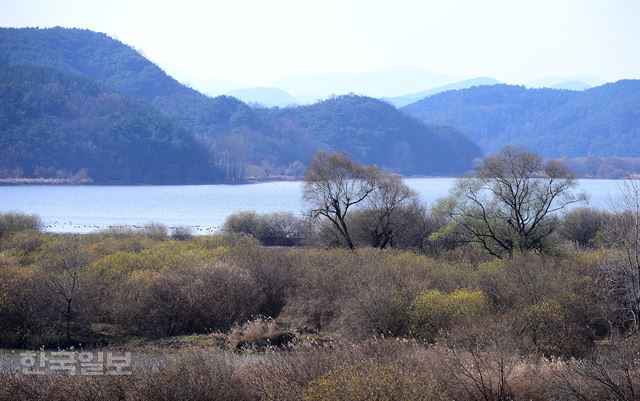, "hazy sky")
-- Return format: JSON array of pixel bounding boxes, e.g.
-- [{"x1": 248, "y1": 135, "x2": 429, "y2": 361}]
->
[{"x1": 1, "y1": 0, "x2": 639, "y2": 89}]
